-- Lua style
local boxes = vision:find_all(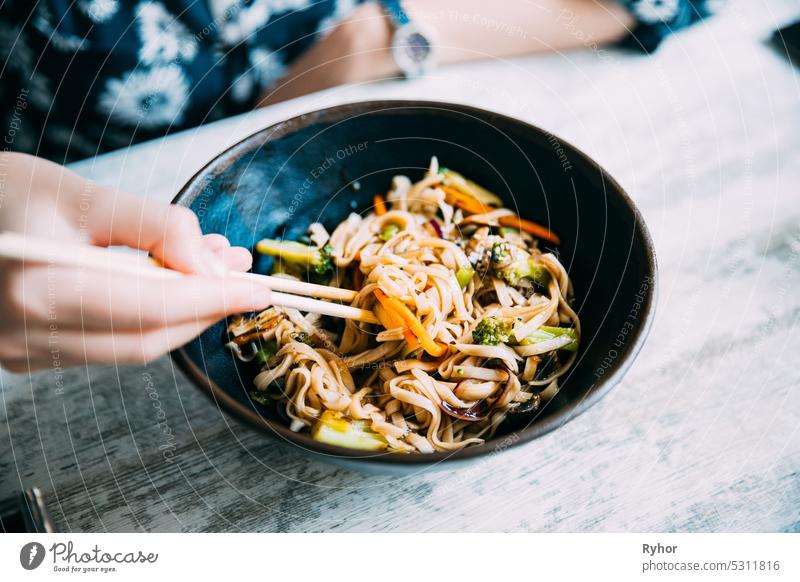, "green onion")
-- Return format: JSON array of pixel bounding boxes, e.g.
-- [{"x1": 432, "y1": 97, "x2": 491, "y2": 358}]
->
[
  {"x1": 254, "y1": 340, "x2": 278, "y2": 364},
  {"x1": 455, "y1": 266, "x2": 475, "y2": 288},
  {"x1": 249, "y1": 390, "x2": 271, "y2": 406},
  {"x1": 379, "y1": 223, "x2": 400, "y2": 242},
  {"x1": 519, "y1": 326, "x2": 578, "y2": 351}
]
